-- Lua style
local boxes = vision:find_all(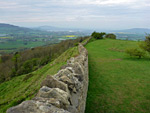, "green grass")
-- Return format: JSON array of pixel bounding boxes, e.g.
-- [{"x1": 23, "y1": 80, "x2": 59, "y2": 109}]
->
[
  {"x1": 0, "y1": 41, "x2": 45, "y2": 49},
  {"x1": 0, "y1": 46, "x2": 78, "y2": 113},
  {"x1": 85, "y1": 39, "x2": 150, "y2": 113},
  {"x1": 0, "y1": 37, "x2": 12, "y2": 39}
]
